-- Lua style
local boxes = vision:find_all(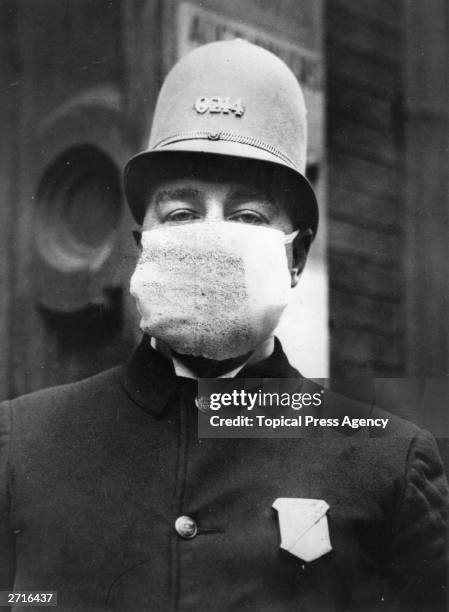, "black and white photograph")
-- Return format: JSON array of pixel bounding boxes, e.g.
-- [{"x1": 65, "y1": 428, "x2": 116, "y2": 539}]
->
[{"x1": 0, "y1": 1, "x2": 447, "y2": 610}]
